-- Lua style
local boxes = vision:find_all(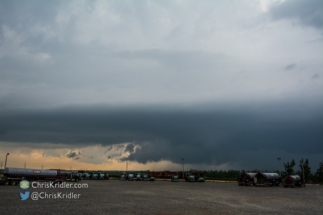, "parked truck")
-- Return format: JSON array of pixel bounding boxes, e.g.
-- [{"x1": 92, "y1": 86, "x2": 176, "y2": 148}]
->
[
  {"x1": 98, "y1": 173, "x2": 109, "y2": 180},
  {"x1": 136, "y1": 173, "x2": 142, "y2": 181},
  {"x1": 82, "y1": 173, "x2": 91, "y2": 179},
  {"x1": 186, "y1": 175, "x2": 196, "y2": 182},
  {"x1": 127, "y1": 173, "x2": 134, "y2": 181},
  {"x1": 142, "y1": 174, "x2": 149, "y2": 181},
  {"x1": 185, "y1": 173, "x2": 204, "y2": 182},
  {"x1": 237, "y1": 172, "x2": 257, "y2": 186},
  {"x1": 149, "y1": 171, "x2": 203, "y2": 181},
  {"x1": 171, "y1": 174, "x2": 179, "y2": 182},
  {"x1": 254, "y1": 173, "x2": 282, "y2": 187},
  {"x1": 62, "y1": 171, "x2": 82, "y2": 182},
  {"x1": 0, "y1": 167, "x2": 66, "y2": 185},
  {"x1": 284, "y1": 175, "x2": 305, "y2": 188}
]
